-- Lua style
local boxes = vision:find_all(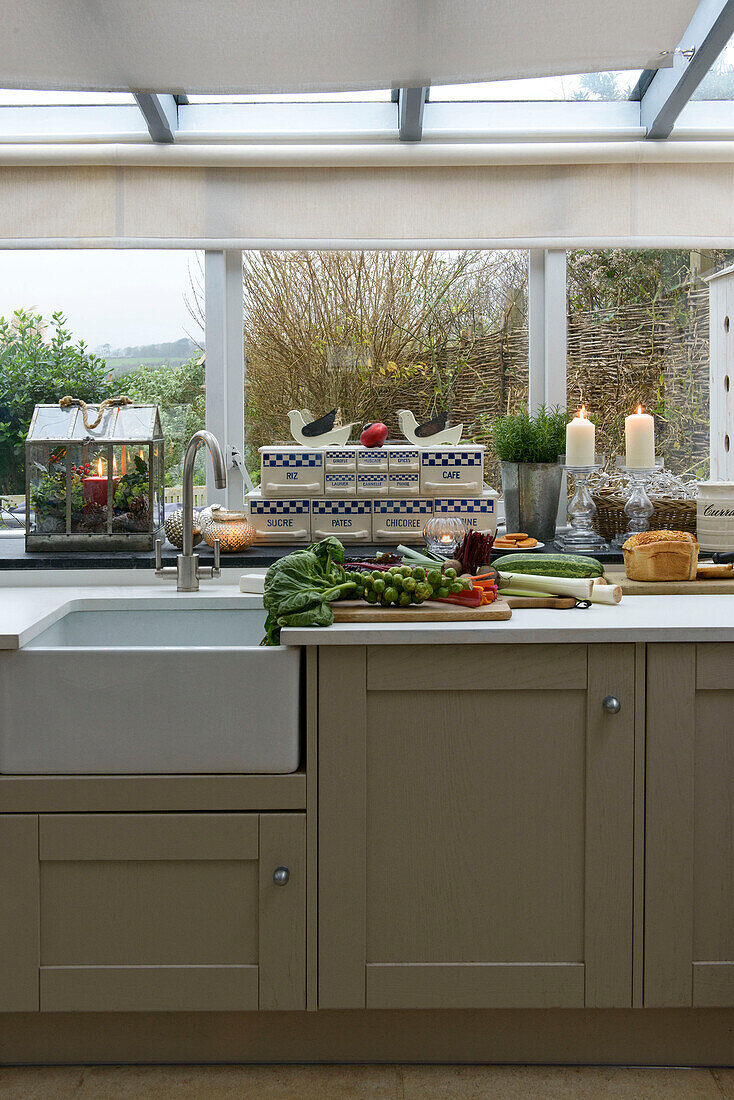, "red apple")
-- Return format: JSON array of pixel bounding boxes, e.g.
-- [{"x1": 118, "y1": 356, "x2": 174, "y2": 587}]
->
[{"x1": 360, "y1": 422, "x2": 388, "y2": 448}]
